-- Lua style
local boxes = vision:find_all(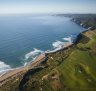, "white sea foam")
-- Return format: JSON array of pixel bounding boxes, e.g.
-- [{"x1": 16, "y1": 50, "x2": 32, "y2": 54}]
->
[
  {"x1": 24, "y1": 56, "x2": 37, "y2": 66},
  {"x1": 46, "y1": 36, "x2": 72, "y2": 53},
  {"x1": 52, "y1": 40, "x2": 64, "y2": 48},
  {"x1": 63, "y1": 37, "x2": 72, "y2": 44},
  {"x1": 0, "y1": 61, "x2": 11, "y2": 74},
  {"x1": 25, "y1": 48, "x2": 43, "y2": 60},
  {"x1": 24, "y1": 62, "x2": 28, "y2": 66},
  {"x1": 46, "y1": 40, "x2": 65, "y2": 53},
  {"x1": 24, "y1": 37, "x2": 72, "y2": 64}
]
